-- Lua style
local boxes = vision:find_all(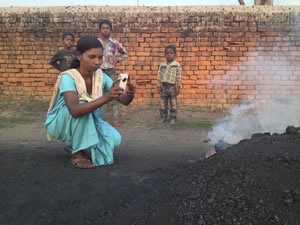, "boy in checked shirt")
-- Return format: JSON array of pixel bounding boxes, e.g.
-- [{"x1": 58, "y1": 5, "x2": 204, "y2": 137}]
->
[
  {"x1": 157, "y1": 45, "x2": 182, "y2": 125},
  {"x1": 98, "y1": 19, "x2": 128, "y2": 127}
]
